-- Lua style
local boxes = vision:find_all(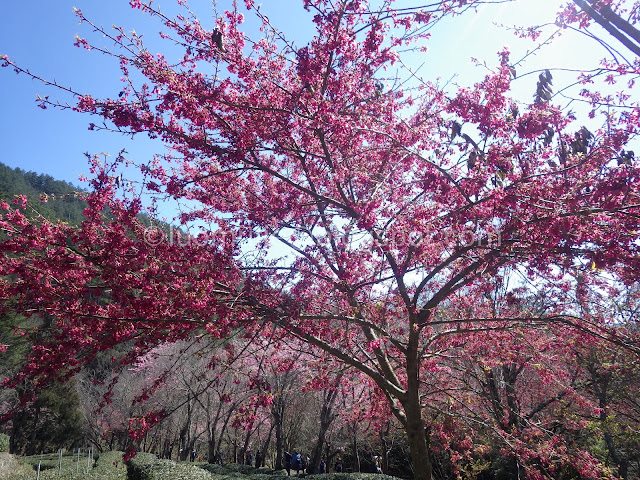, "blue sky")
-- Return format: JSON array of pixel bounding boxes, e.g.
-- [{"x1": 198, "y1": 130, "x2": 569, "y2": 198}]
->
[
  {"x1": 0, "y1": 1, "x2": 309, "y2": 189},
  {"x1": 1, "y1": 0, "x2": 588, "y2": 194}
]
